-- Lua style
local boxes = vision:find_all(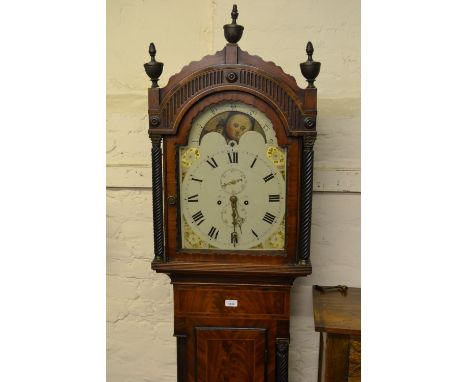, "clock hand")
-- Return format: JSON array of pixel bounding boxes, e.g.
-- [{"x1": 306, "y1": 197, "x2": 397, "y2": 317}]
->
[
  {"x1": 233, "y1": 204, "x2": 243, "y2": 233},
  {"x1": 230, "y1": 195, "x2": 238, "y2": 229},
  {"x1": 230, "y1": 195, "x2": 243, "y2": 240},
  {"x1": 230, "y1": 195, "x2": 244, "y2": 229}
]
